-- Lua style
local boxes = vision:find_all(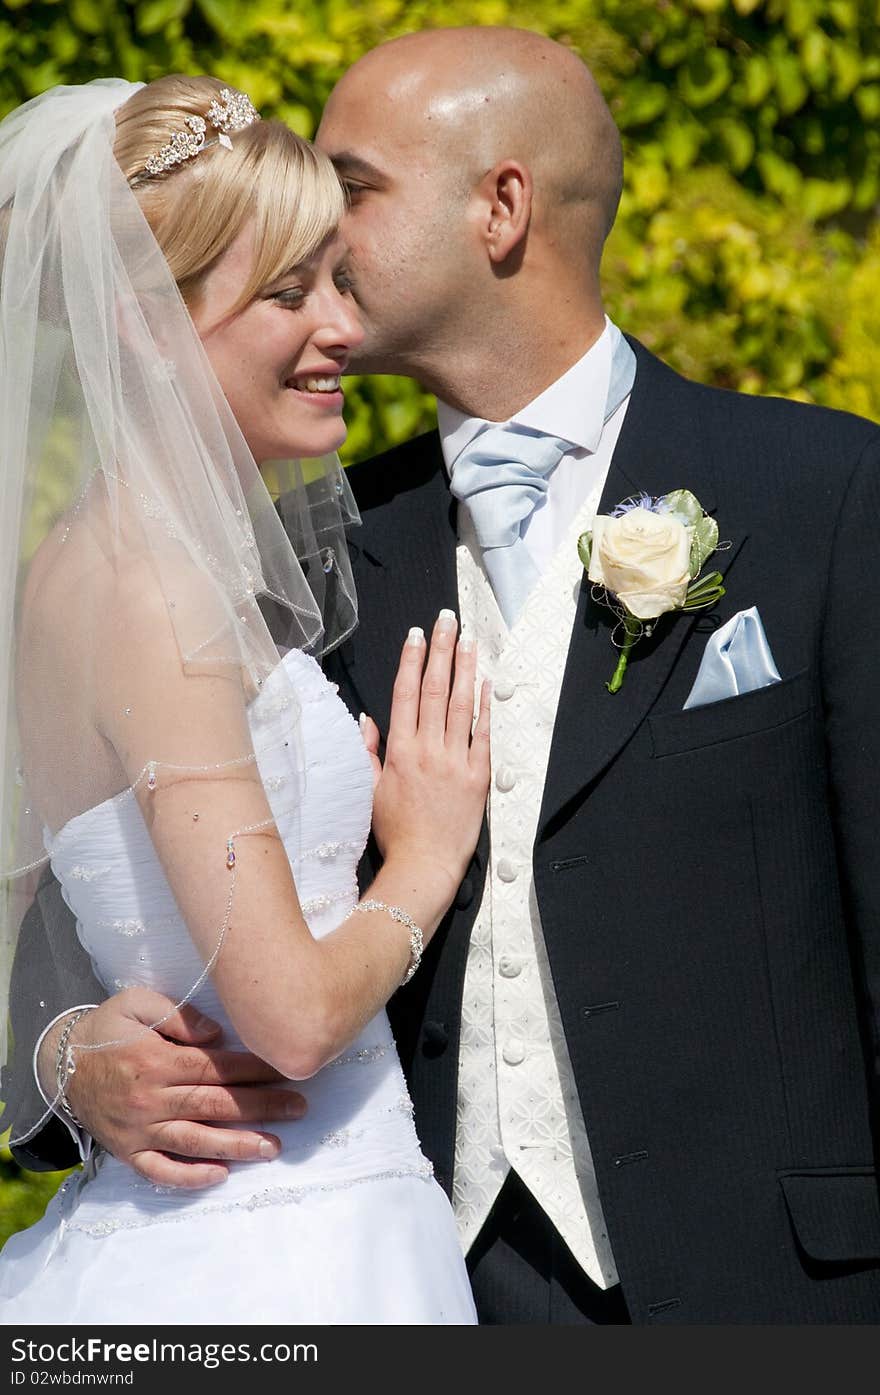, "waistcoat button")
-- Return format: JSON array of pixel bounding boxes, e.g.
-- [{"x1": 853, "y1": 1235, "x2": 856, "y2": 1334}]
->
[{"x1": 502, "y1": 1039, "x2": 526, "y2": 1066}]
